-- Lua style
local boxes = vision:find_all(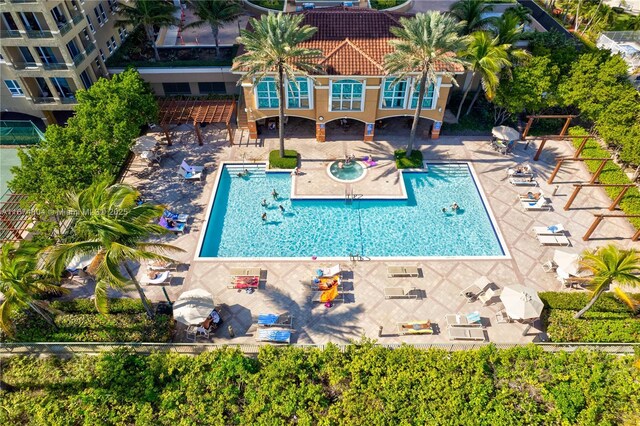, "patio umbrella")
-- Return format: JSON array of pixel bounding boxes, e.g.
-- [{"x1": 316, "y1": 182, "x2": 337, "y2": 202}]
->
[
  {"x1": 492, "y1": 126, "x2": 520, "y2": 141},
  {"x1": 500, "y1": 285, "x2": 544, "y2": 320},
  {"x1": 553, "y1": 250, "x2": 581, "y2": 276},
  {"x1": 172, "y1": 289, "x2": 215, "y2": 326},
  {"x1": 131, "y1": 136, "x2": 158, "y2": 155}
]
